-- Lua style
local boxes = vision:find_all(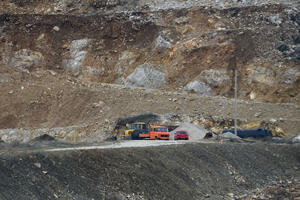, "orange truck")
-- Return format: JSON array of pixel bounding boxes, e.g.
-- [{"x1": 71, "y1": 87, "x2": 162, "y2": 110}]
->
[{"x1": 132, "y1": 125, "x2": 170, "y2": 140}]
